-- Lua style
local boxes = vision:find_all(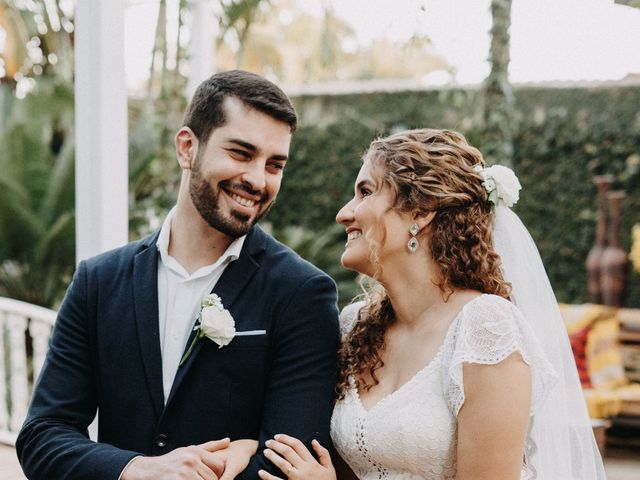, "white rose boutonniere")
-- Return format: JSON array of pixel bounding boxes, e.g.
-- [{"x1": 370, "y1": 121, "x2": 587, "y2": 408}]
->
[
  {"x1": 179, "y1": 293, "x2": 236, "y2": 367},
  {"x1": 473, "y1": 164, "x2": 522, "y2": 208}
]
